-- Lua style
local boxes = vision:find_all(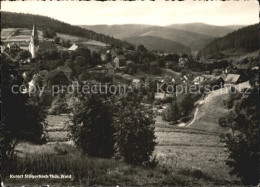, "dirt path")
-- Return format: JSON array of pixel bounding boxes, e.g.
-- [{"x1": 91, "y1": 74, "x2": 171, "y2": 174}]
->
[
  {"x1": 179, "y1": 82, "x2": 251, "y2": 128},
  {"x1": 178, "y1": 92, "x2": 213, "y2": 128}
]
